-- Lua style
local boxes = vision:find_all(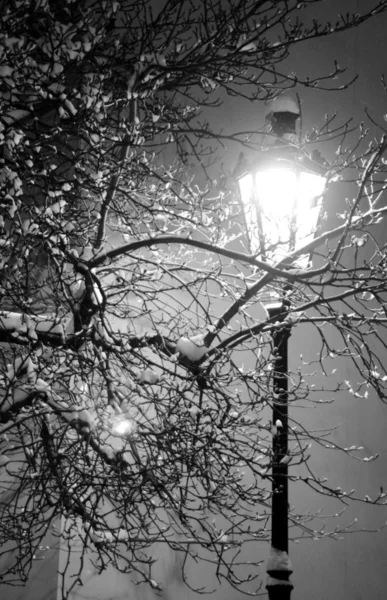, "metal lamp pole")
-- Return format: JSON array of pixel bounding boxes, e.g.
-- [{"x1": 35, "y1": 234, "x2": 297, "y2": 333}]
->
[
  {"x1": 236, "y1": 96, "x2": 328, "y2": 599},
  {"x1": 266, "y1": 301, "x2": 293, "y2": 600}
]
